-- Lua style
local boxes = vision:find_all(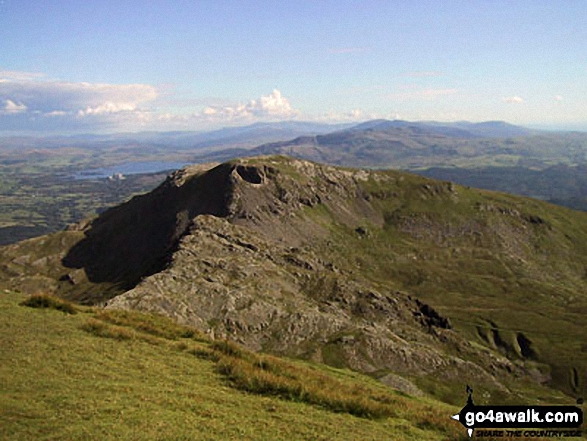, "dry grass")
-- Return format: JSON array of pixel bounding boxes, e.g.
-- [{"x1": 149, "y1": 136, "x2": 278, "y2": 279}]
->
[
  {"x1": 81, "y1": 313, "x2": 403, "y2": 420},
  {"x1": 7, "y1": 291, "x2": 563, "y2": 440},
  {"x1": 20, "y1": 293, "x2": 78, "y2": 314},
  {"x1": 210, "y1": 339, "x2": 403, "y2": 419},
  {"x1": 80, "y1": 318, "x2": 136, "y2": 341},
  {"x1": 66, "y1": 304, "x2": 570, "y2": 440},
  {"x1": 94, "y1": 308, "x2": 205, "y2": 341}
]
